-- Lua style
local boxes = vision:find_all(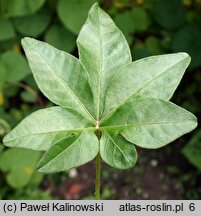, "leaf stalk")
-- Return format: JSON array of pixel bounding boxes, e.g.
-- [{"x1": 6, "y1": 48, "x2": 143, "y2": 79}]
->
[{"x1": 95, "y1": 151, "x2": 101, "y2": 200}]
